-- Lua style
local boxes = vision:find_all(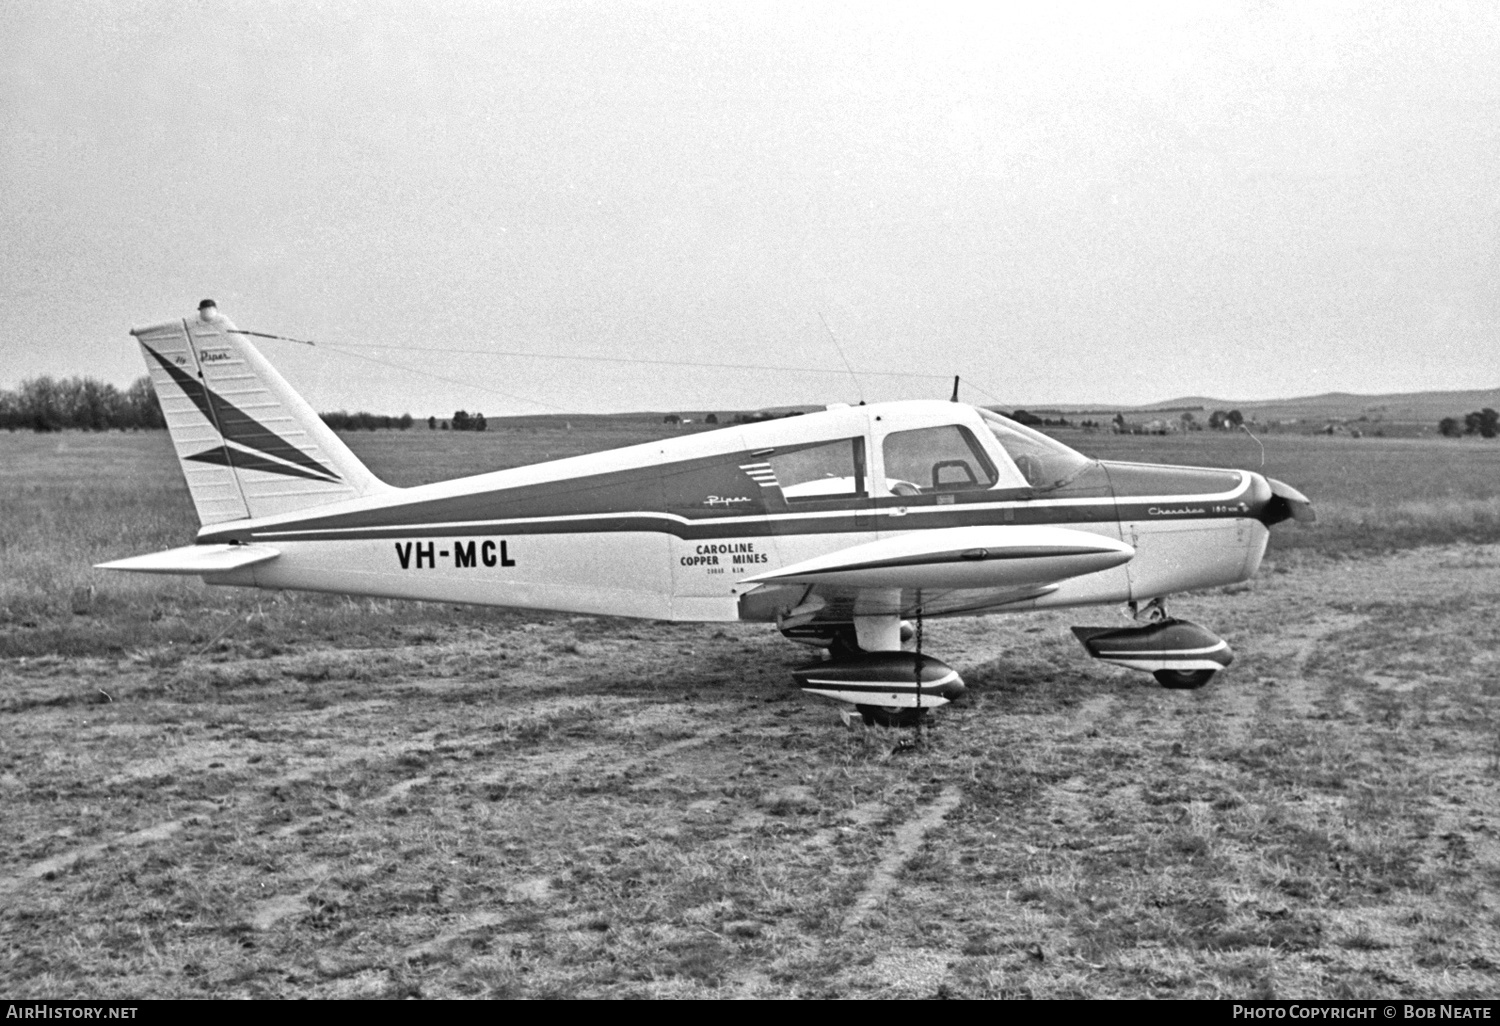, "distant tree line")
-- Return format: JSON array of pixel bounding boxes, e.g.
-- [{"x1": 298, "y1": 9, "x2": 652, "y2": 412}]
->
[
  {"x1": 0, "y1": 375, "x2": 165, "y2": 432},
  {"x1": 1438, "y1": 409, "x2": 1499, "y2": 439},
  {"x1": 0, "y1": 373, "x2": 434, "y2": 435},
  {"x1": 423, "y1": 410, "x2": 487, "y2": 431},
  {"x1": 1008, "y1": 409, "x2": 1072, "y2": 427},
  {"x1": 320, "y1": 410, "x2": 415, "y2": 431}
]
